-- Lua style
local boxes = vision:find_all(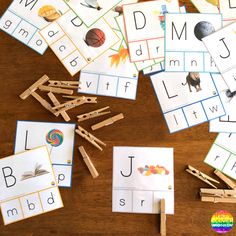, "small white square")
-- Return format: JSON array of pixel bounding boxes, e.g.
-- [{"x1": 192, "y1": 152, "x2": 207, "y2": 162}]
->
[
  {"x1": 117, "y1": 77, "x2": 138, "y2": 100},
  {"x1": 165, "y1": 52, "x2": 184, "y2": 71},
  {"x1": 28, "y1": 31, "x2": 48, "y2": 55},
  {"x1": 128, "y1": 41, "x2": 149, "y2": 62},
  {"x1": 204, "y1": 144, "x2": 231, "y2": 170},
  {"x1": 153, "y1": 191, "x2": 174, "y2": 214},
  {"x1": 39, "y1": 187, "x2": 63, "y2": 213},
  {"x1": 112, "y1": 190, "x2": 132, "y2": 212},
  {"x1": 204, "y1": 53, "x2": 219, "y2": 73},
  {"x1": 185, "y1": 52, "x2": 204, "y2": 72},
  {"x1": 97, "y1": 75, "x2": 118, "y2": 97},
  {"x1": 79, "y1": 72, "x2": 99, "y2": 94},
  {"x1": 0, "y1": 10, "x2": 21, "y2": 34},
  {"x1": 147, "y1": 38, "x2": 164, "y2": 59},
  {"x1": 222, "y1": 69, "x2": 236, "y2": 92},
  {"x1": 20, "y1": 193, "x2": 43, "y2": 218},
  {"x1": 53, "y1": 165, "x2": 72, "y2": 187},
  {"x1": 0, "y1": 199, "x2": 24, "y2": 225},
  {"x1": 132, "y1": 191, "x2": 153, "y2": 213},
  {"x1": 222, "y1": 154, "x2": 236, "y2": 180}
]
